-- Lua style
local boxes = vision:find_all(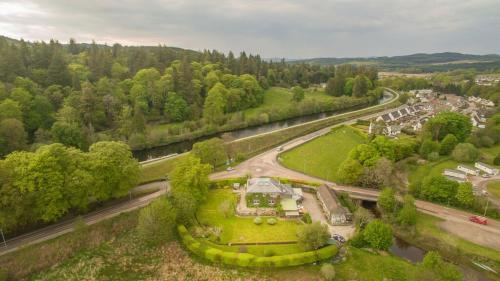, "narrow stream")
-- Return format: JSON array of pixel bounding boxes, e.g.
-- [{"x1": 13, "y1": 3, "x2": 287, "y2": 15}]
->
[{"x1": 133, "y1": 91, "x2": 394, "y2": 161}]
